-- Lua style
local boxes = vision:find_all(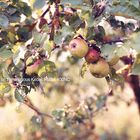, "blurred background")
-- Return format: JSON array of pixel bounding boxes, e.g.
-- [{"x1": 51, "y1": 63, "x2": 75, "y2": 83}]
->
[{"x1": 0, "y1": 51, "x2": 140, "y2": 140}]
